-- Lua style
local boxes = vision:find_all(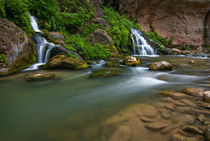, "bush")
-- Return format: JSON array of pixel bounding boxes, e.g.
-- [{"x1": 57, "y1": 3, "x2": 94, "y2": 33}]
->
[{"x1": 0, "y1": 54, "x2": 8, "y2": 64}]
